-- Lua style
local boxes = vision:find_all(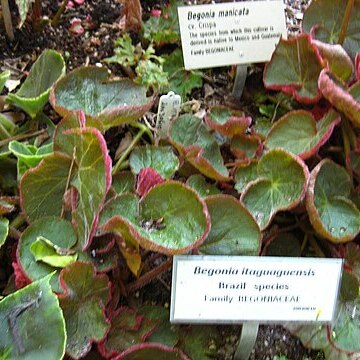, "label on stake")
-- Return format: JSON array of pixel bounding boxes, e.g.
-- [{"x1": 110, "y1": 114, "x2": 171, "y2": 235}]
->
[
  {"x1": 156, "y1": 91, "x2": 181, "y2": 139},
  {"x1": 177, "y1": 1, "x2": 287, "y2": 70},
  {"x1": 170, "y1": 256, "x2": 343, "y2": 323}
]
